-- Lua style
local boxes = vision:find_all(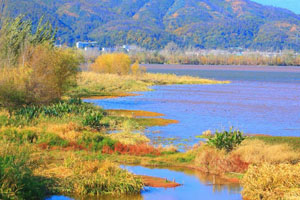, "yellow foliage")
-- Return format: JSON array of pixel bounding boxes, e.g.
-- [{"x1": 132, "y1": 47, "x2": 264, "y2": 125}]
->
[
  {"x1": 91, "y1": 53, "x2": 131, "y2": 75},
  {"x1": 242, "y1": 163, "x2": 300, "y2": 200},
  {"x1": 233, "y1": 140, "x2": 300, "y2": 164},
  {"x1": 131, "y1": 61, "x2": 141, "y2": 75}
]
